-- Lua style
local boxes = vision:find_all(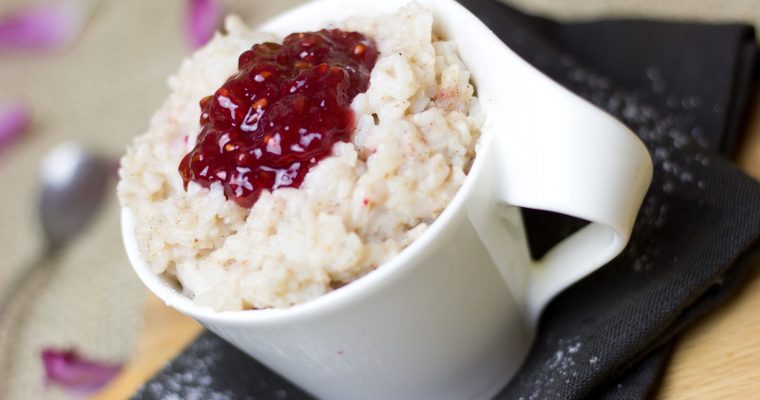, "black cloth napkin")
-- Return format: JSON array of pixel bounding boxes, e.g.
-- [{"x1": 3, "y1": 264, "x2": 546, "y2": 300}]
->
[{"x1": 133, "y1": 1, "x2": 760, "y2": 399}]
